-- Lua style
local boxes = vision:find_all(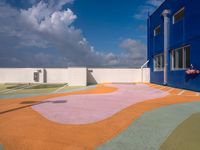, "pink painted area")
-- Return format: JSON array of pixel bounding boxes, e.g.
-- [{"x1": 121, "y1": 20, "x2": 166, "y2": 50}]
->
[{"x1": 32, "y1": 84, "x2": 168, "y2": 125}]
